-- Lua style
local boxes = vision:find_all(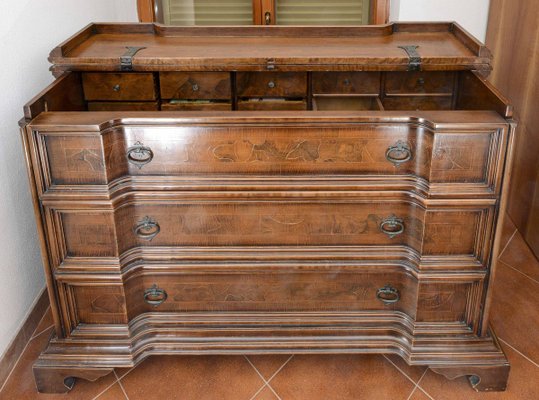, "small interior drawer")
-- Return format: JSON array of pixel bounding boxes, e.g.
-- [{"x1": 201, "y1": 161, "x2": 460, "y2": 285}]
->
[
  {"x1": 382, "y1": 96, "x2": 453, "y2": 111},
  {"x1": 312, "y1": 72, "x2": 380, "y2": 95},
  {"x1": 82, "y1": 73, "x2": 156, "y2": 101},
  {"x1": 384, "y1": 72, "x2": 455, "y2": 95},
  {"x1": 237, "y1": 72, "x2": 307, "y2": 97},
  {"x1": 161, "y1": 100, "x2": 232, "y2": 111},
  {"x1": 87, "y1": 102, "x2": 159, "y2": 111},
  {"x1": 313, "y1": 96, "x2": 383, "y2": 111},
  {"x1": 237, "y1": 98, "x2": 307, "y2": 111},
  {"x1": 160, "y1": 72, "x2": 231, "y2": 100}
]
